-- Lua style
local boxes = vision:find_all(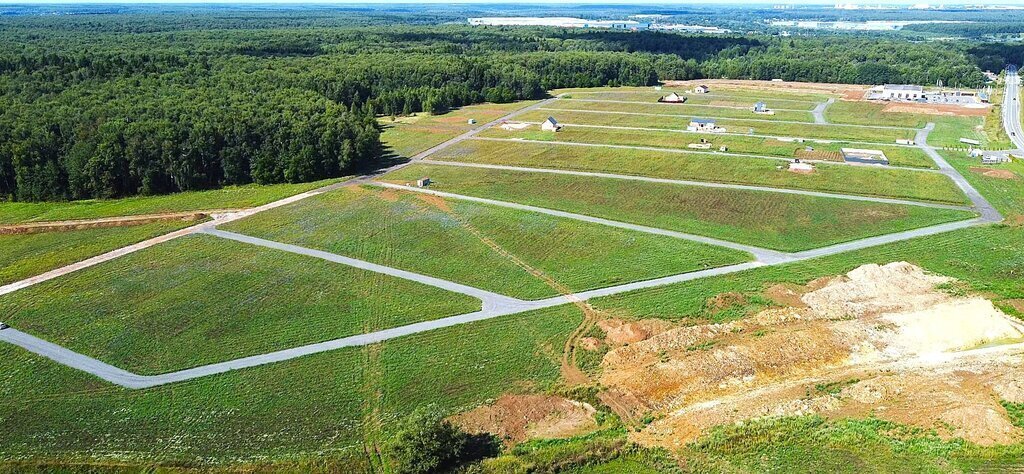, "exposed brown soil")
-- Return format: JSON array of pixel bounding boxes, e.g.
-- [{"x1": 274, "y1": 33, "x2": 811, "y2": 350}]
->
[
  {"x1": 663, "y1": 79, "x2": 867, "y2": 97},
  {"x1": 971, "y1": 167, "x2": 1020, "y2": 180},
  {"x1": 578, "y1": 337, "x2": 603, "y2": 351},
  {"x1": 0, "y1": 211, "x2": 221, "y2": 235},
  {"x1": 1002, "y1": 299, "x2": 1024, "y2": 314},
  {"x1": 705, "y1": 292, "x2": 748, "y2": 314},
  {"x1": 598, "y1": 318, "x2": 671, "y2": 346},
  {"x1": 596, "y1": 263, "x2": 1024, "y2": 448},
  {"x1": 883, "y1": 102, "x2": 990, "y2": 117},
  {"x1": 451, "y1": 394, "x2": 599, "y2": 445}
]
